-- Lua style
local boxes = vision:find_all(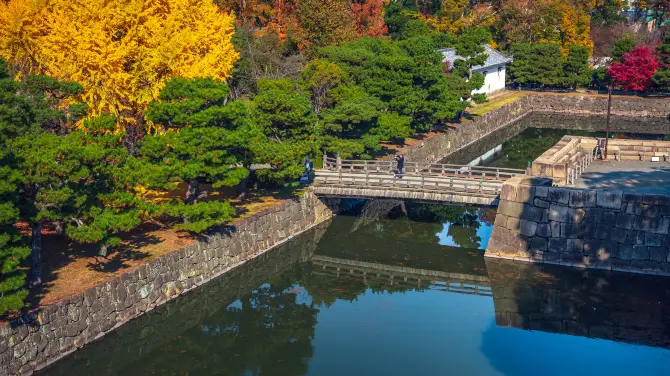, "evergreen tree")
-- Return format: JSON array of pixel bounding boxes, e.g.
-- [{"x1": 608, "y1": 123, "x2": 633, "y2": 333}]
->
[
  {"x1": 0, "y1": 58, "x2": 30, "y2": 314},
  {"x1": 142, "y1": 77, "x2": 254, "y2": 232},
  {"x1": 2, "y1": 67, "x2": 86, "y2": 286},
  {"x1": 653, "y1": 35, "x2": 670, "y2": 91},
  {"x1": 612, "y1": 37, "x2": 636, "y2": 62},
  {"x1": 508, "y1": 44, "x2": 566, "y2": 88},
  {"x1": 564, "y1": 45, "x2": 591, "y2": 89}
]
